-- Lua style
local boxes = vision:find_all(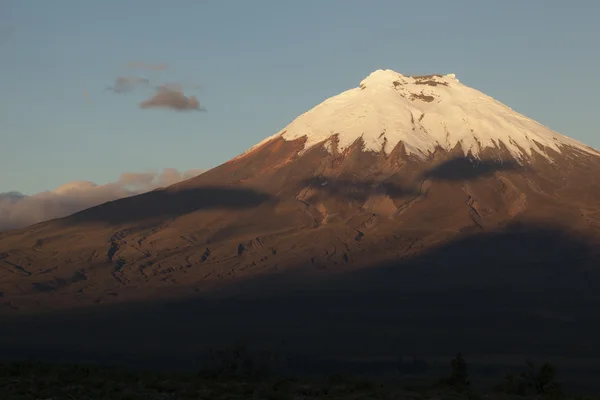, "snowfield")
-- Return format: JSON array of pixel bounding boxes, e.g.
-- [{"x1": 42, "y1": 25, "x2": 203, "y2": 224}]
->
[{"x1": 244, "y1": 69, "x2": 598, "y2": 163}]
